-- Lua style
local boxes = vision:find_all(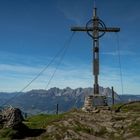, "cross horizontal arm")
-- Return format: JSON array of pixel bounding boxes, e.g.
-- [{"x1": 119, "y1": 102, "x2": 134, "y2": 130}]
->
[
  {"x1": 71, "y1": 27, "x2": 92, "y2": 32},
  {"x1": 71, "y1": 27, "x2": 120, "y2": 32},
  {"x1": 100, "y1": 27, "x2": 120, "y2": 32}
]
